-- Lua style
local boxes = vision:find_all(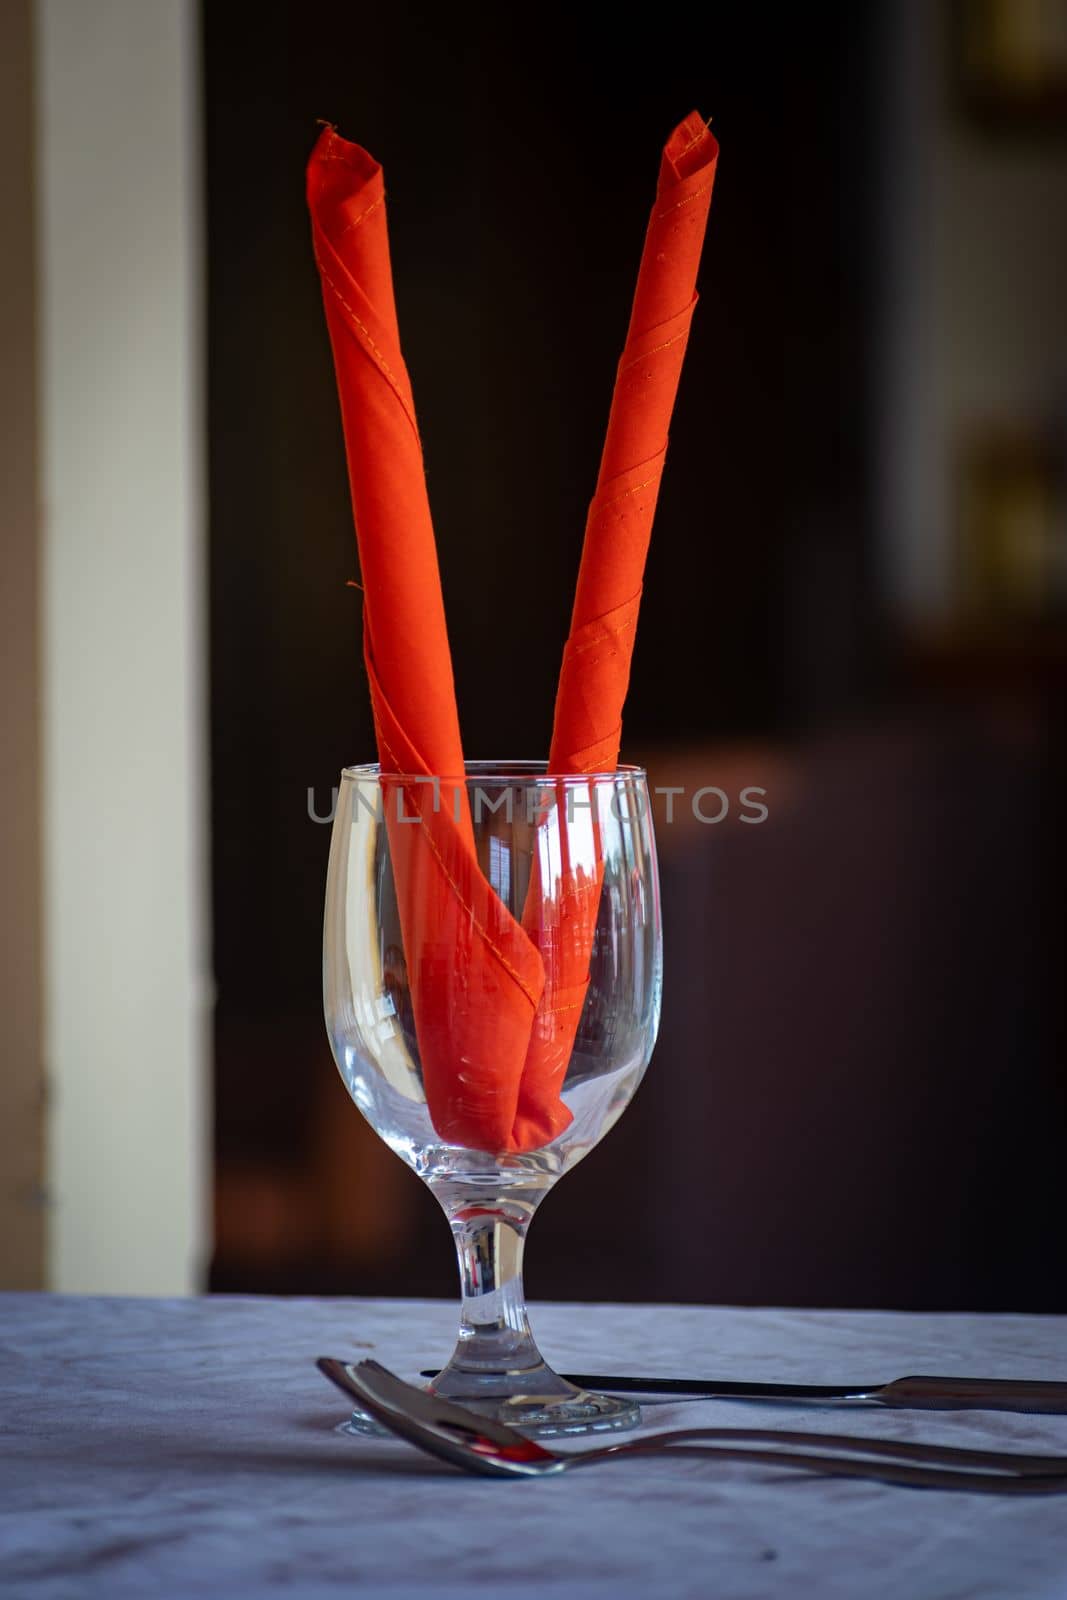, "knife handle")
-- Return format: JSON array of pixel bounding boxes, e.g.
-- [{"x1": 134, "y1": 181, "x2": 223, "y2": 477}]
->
[{"x1": 883, "y1": 1376, "x2": 1067, "y2": 1414}]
